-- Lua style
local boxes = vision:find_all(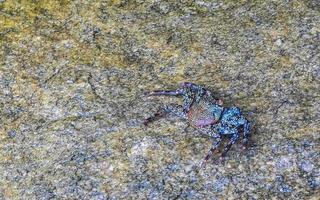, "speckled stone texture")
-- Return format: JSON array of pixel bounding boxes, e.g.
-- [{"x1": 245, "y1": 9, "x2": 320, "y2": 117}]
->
[{"x1": 0, "y1": 0, "x2": 319, "y2": 199}]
